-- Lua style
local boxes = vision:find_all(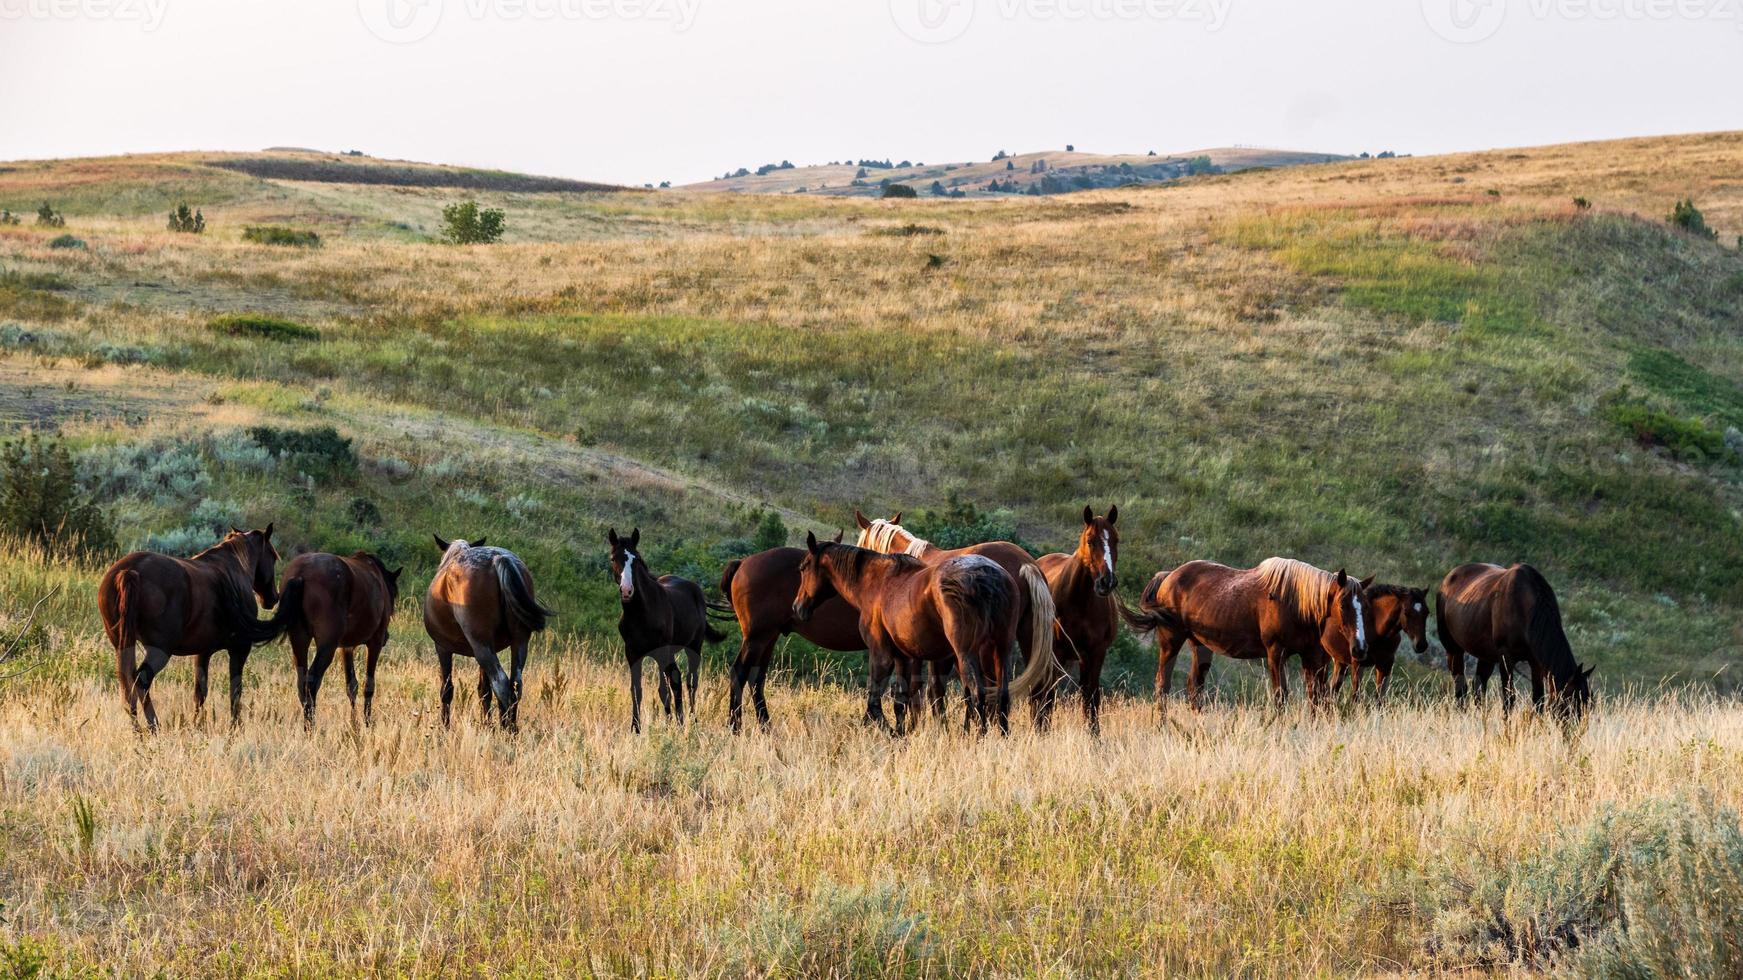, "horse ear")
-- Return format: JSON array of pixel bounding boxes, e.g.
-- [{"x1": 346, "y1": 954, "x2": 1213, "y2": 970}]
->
[
  {"x1": 473, "y1": 537, "x2": 486, "y2": 548},
  {"x1": 1336, "y1": 568, "x2": 1348, "y2": 586},
  {"x1": 1582, "y1": 665, "x2": 1595, "y2": 679},
  {"x1": 230, "y1": 526, "x2": 241, "y2": 535},
  {"x1": 854, "y1": 509, "x2": 871, "y2": 530},
  {"x1": 264, "y1": 522, "x2": 274, "y2": 539},
  {"x1": 607, "y1": 528, "x2": 618, "y2": 547},
  {"x1": 1083, "y1": 504, "x2": 1095, "y2": 526},
  {"x1": 629, "y1": 528, "x2": 639, "y2": 549},
  {"x1": 833, "y1": 528, "x2": 844, "y2": 543},
  {"x1": 433, "y1": 534, "x2": 449, "y2": 552},
  {"x1": 806, "y1": 530, "x2": 821, "y2": 553},
  {"x1": 1359, "y1": 575, "x2": 1375, "y2": 590},
  {"x1": 389, "y1": 567, "x2": 404, "y2": 581},
  {"x1": 1107, "y1": 504, "x2": 1118, "y2": 525},
  {"x1": 892, "y1": 511, "x2": 902, "y2": 525}
]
